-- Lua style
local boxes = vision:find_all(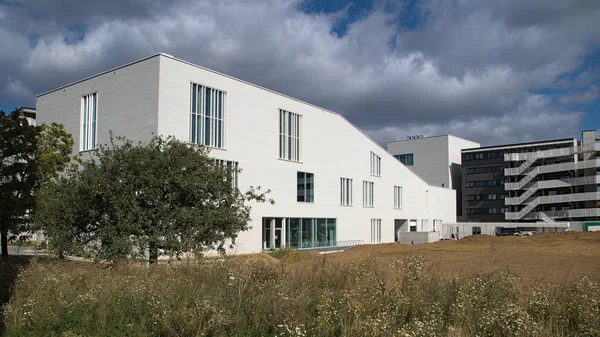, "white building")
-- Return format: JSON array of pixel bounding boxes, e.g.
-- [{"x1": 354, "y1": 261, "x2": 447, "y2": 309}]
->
[
  {"x1": 387, "y1": 135, "x2": 480, "y2": 218},
  {"x1": 36, "y1": 53, "x2": 456, "y2": 254}
]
